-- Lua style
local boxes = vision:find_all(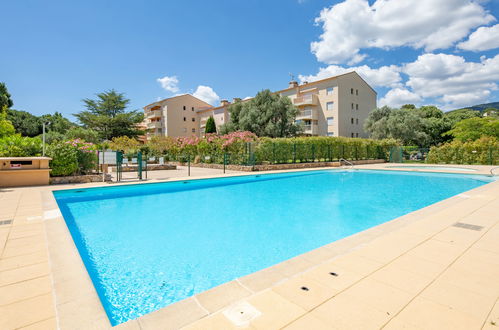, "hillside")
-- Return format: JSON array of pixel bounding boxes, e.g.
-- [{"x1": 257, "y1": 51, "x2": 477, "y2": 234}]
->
[{"x1": 448, "y1": 101, "x2": 499, "y2": 114}]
